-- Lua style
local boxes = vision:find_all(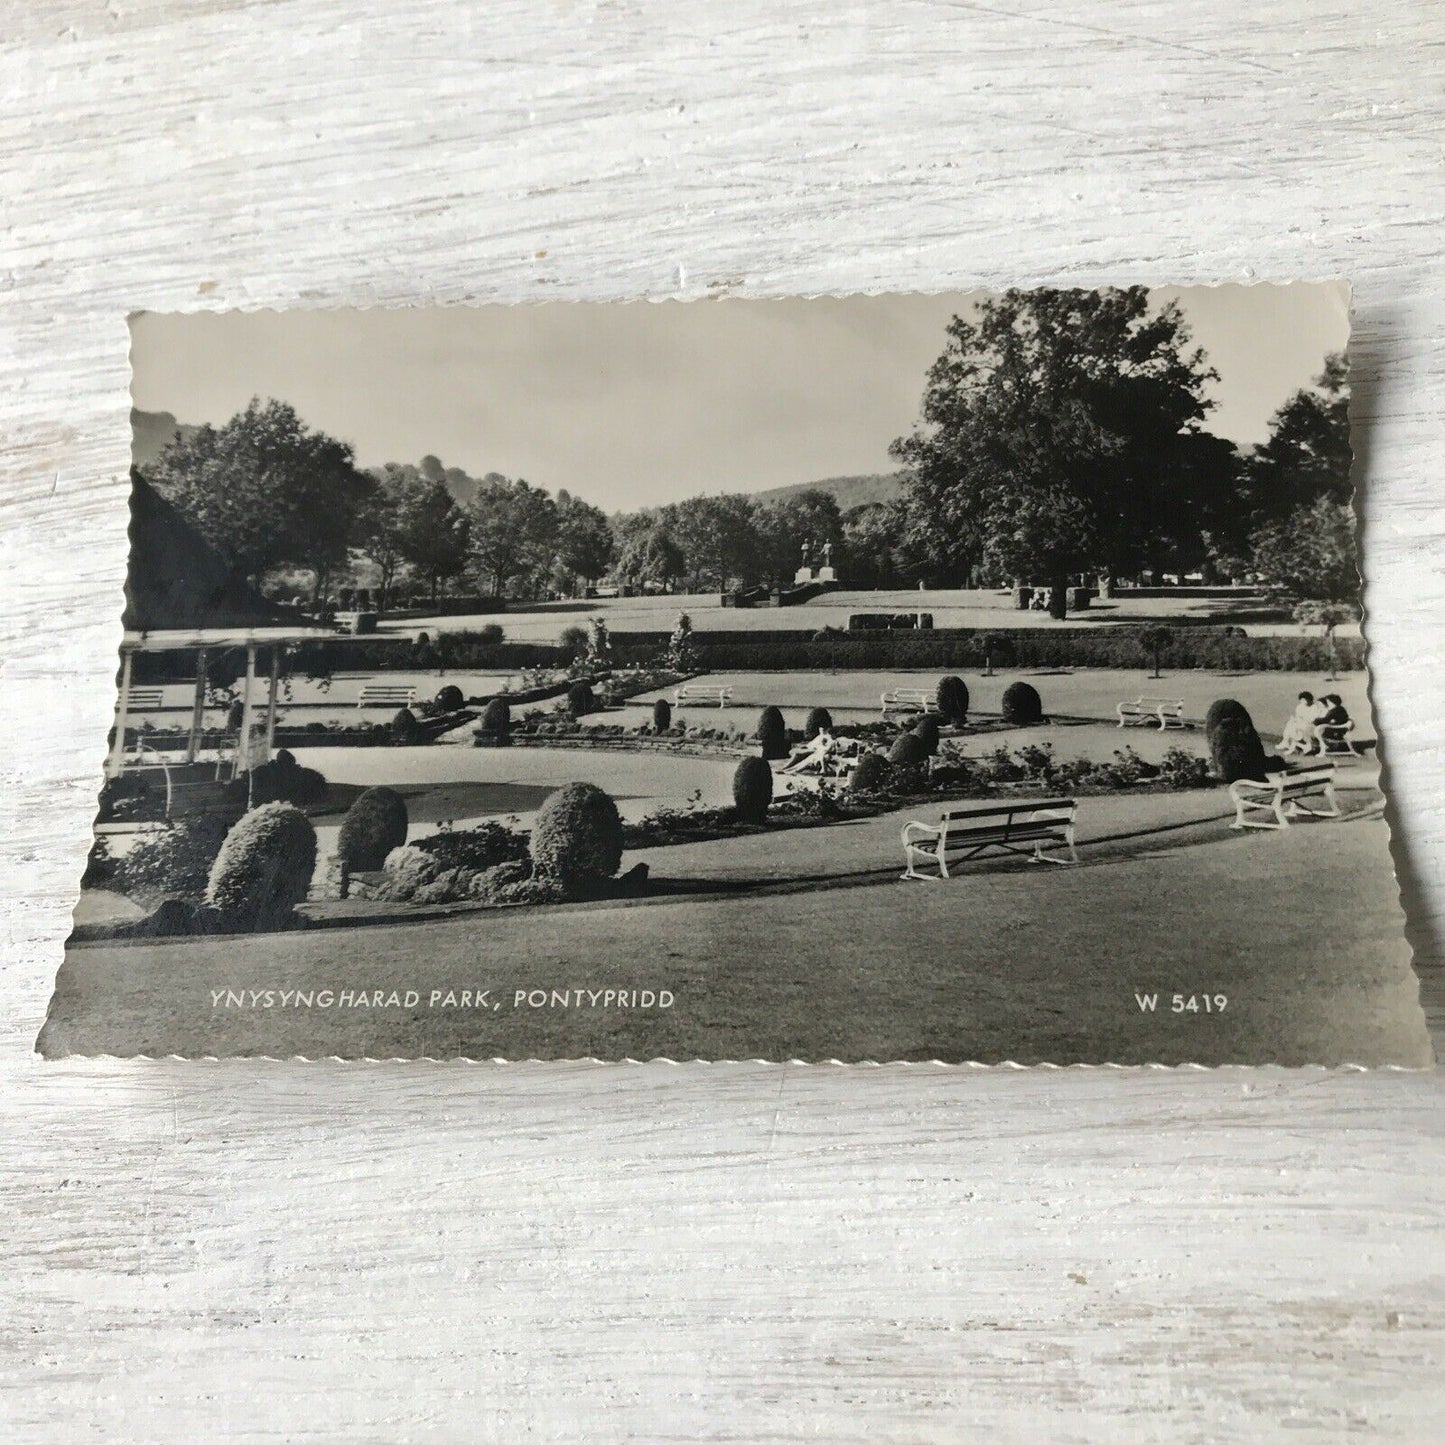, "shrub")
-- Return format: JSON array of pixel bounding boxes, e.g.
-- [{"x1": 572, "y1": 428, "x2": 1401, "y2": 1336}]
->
[
  {"x1": 376, "y1": 844, "x2": 443, "y2": 900},
  {"x1": 114, "y1": 813, "x2": 233, "y2": 903},
  {"x1": 392, "y1": 707, "x2": 422, "y2": 745},
  {"x1": 1158, "y1": 746, "x2": 1212, "y2": 789},
  {"x1": 1001, "y1": 681, "x2": 1043, "y2": 724},
  {"x1": 888, "y1": 731, "x2": 929, "y2": 784},
  {"x1": 467, "y1": 859, "x2": 533, "y2": 902},
  {"x1": 337, "y1": 786, "x2": 408, "y2": 872},
  {"x1": 530, "y1": 781, "x2": 624, "y2": 892},
  {"x1": 567, "y1": 682, "x2": 597, "y2": 719},
  {"x1": 936, "y1": 675, "x2": 969, "y2": 723},
  {"x1": 851, "y1": 751, "x2": 890, "y2": 793},
  {"x1": 476, "y1": 697, "x2": 511, "y2": 746},
  {"x1": 244, "y1": 752, "x2": 328, "y2": 807},
  {"x1": 1204, "y1": 698, "x2": 1252, "y2": 736},
  {"x1": 409, "y1": 867, "x2": 472, "y2": 906},
  {"x1": 804, "y1": 706, "x2": 833, "y2": 740},
  {"x1": 652, "y1": 697, "x2": 672, "y2": 732},
  {"x1": 1208, "y1": 707, "x2": 1270, "y2": 783},
  {"x1": 415, "y1": 822, "x2": 527, "y2": 873},
  {"x1": 478, "y1": 622, "x2": 505, "y2": 645},
  {"x1": 732, "y1": 756, "x2": 773, "y2": 823},
  {"x1": 756, "y1": 705, "x2": 788, "y2": 760},
  {"x1": 435, "y1": 684, "x2": 465, "y2": 713},
  {"x1": 204, "y1": 802, "x2": 317, "y2": 930},
  {"x1": 912, "y1": 714, "x2": 941, "y2": 756},
  {"x1": 560, "y1": 624, "x2": 589, "y2": 658}
]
